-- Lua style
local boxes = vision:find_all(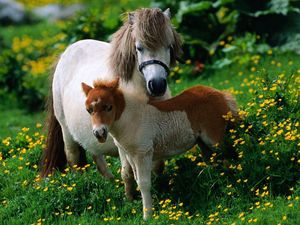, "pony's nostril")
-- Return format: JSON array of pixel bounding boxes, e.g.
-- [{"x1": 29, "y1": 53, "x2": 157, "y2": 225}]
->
[
  {"x1": 148, "y1": 80, "x2": 154, "y2": 92},
  {"x1": 148, "y1": 78, "x2": 167, "y2": 97}
]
